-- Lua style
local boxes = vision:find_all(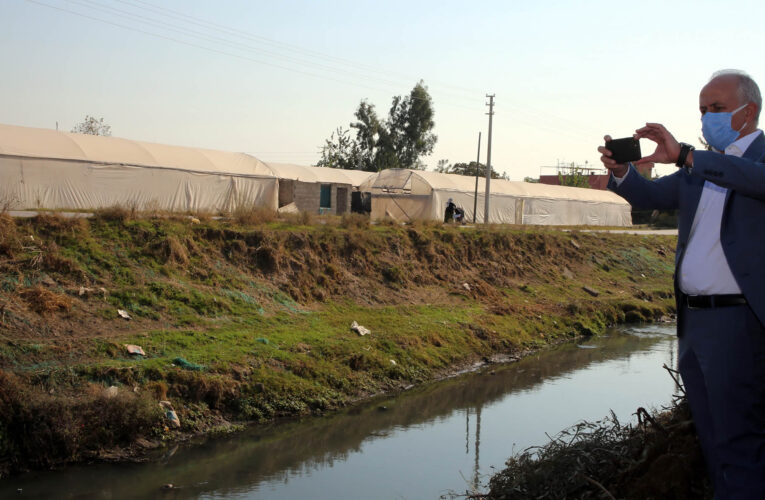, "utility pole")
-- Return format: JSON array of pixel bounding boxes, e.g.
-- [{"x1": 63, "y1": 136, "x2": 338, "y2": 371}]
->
[
  {"x1": 484, "y1": 95, "x2": 495, "y2": 224},
  {"x1": 472, "y1": 131, "x2": 481, "y2": 223}
]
